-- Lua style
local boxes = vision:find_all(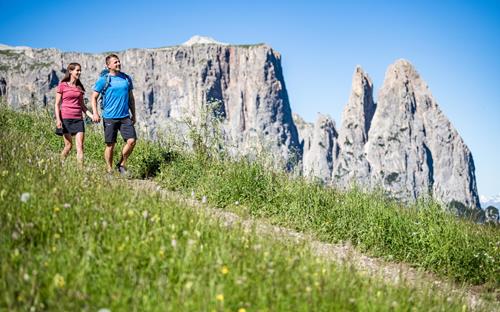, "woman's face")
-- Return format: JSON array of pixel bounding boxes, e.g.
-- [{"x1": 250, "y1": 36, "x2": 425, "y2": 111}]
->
[{"x1": 70, "y1": 66, "x2": 81, "y2": 80}]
